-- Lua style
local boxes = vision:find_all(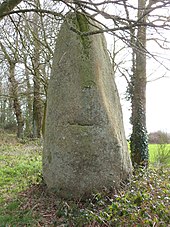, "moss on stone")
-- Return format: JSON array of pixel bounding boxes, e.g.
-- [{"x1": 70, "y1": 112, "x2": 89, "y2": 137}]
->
[
  {"x1": 76, "y1": 13, "x2": 89, "y2": 33},
  {"x1": 76, "y1": 13, "x2": 91, "y2": 57},
  {"x1": 79, "y1": 62, "x2": 96, "y2": 89},
  {"x1": 72, "y1": 13, "x2": 96, "y2": 89}
]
